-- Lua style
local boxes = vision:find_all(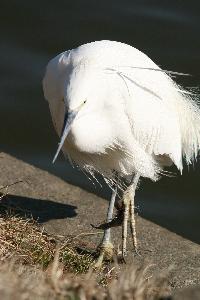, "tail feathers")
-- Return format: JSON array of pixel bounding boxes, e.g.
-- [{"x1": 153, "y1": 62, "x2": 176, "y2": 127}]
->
[{"x1": 175, "y1": 87, "x2": 200, "y2": 165}]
